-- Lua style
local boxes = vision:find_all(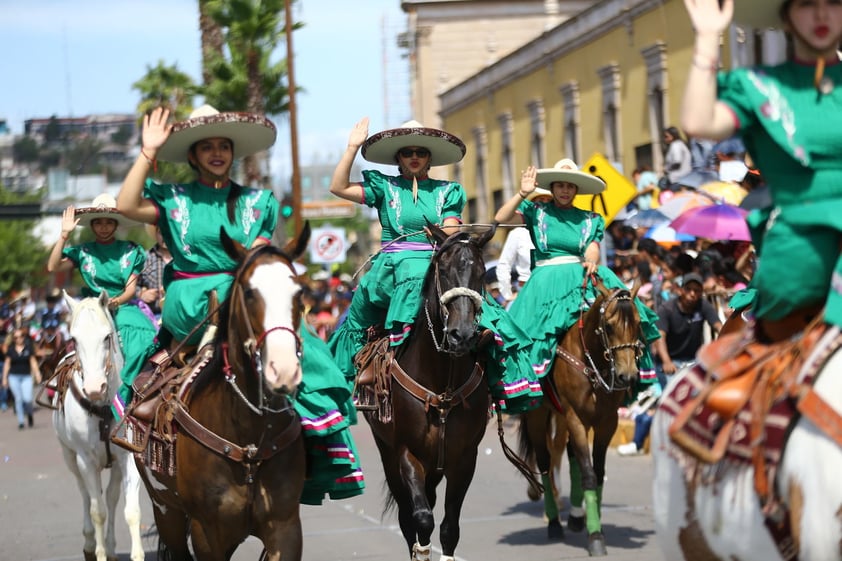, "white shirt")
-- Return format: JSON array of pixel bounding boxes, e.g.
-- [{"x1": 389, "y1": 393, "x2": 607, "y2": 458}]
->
[{"x1": 496, "y1": 227, "x2": 534, "y2": 301}]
